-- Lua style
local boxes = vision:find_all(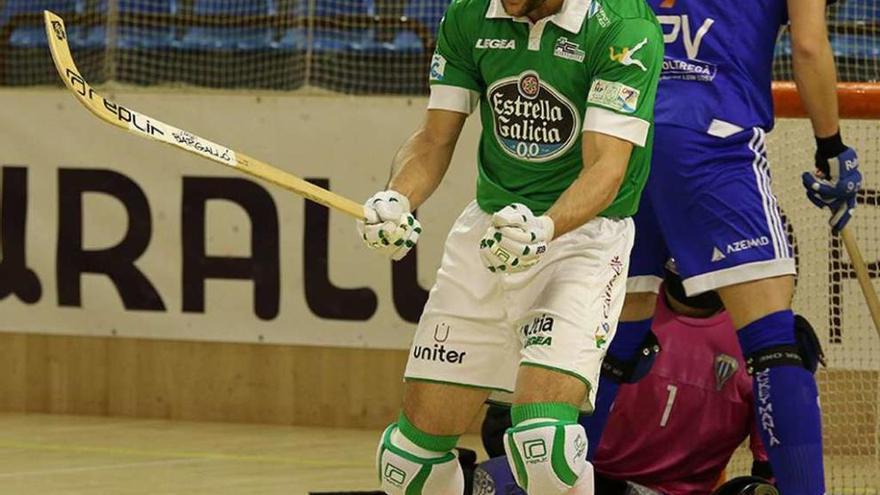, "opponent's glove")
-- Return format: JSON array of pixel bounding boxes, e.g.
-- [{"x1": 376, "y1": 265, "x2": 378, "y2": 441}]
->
[
  {"x1": 357, "y1": 190, "x2": 421, "y2": 261},
  {"x1": 801, "y1": 143, "x2": 862, "y2": 234},
  {"x1": 479, "y1": 203, "x2": 554, "y2": 273}
]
